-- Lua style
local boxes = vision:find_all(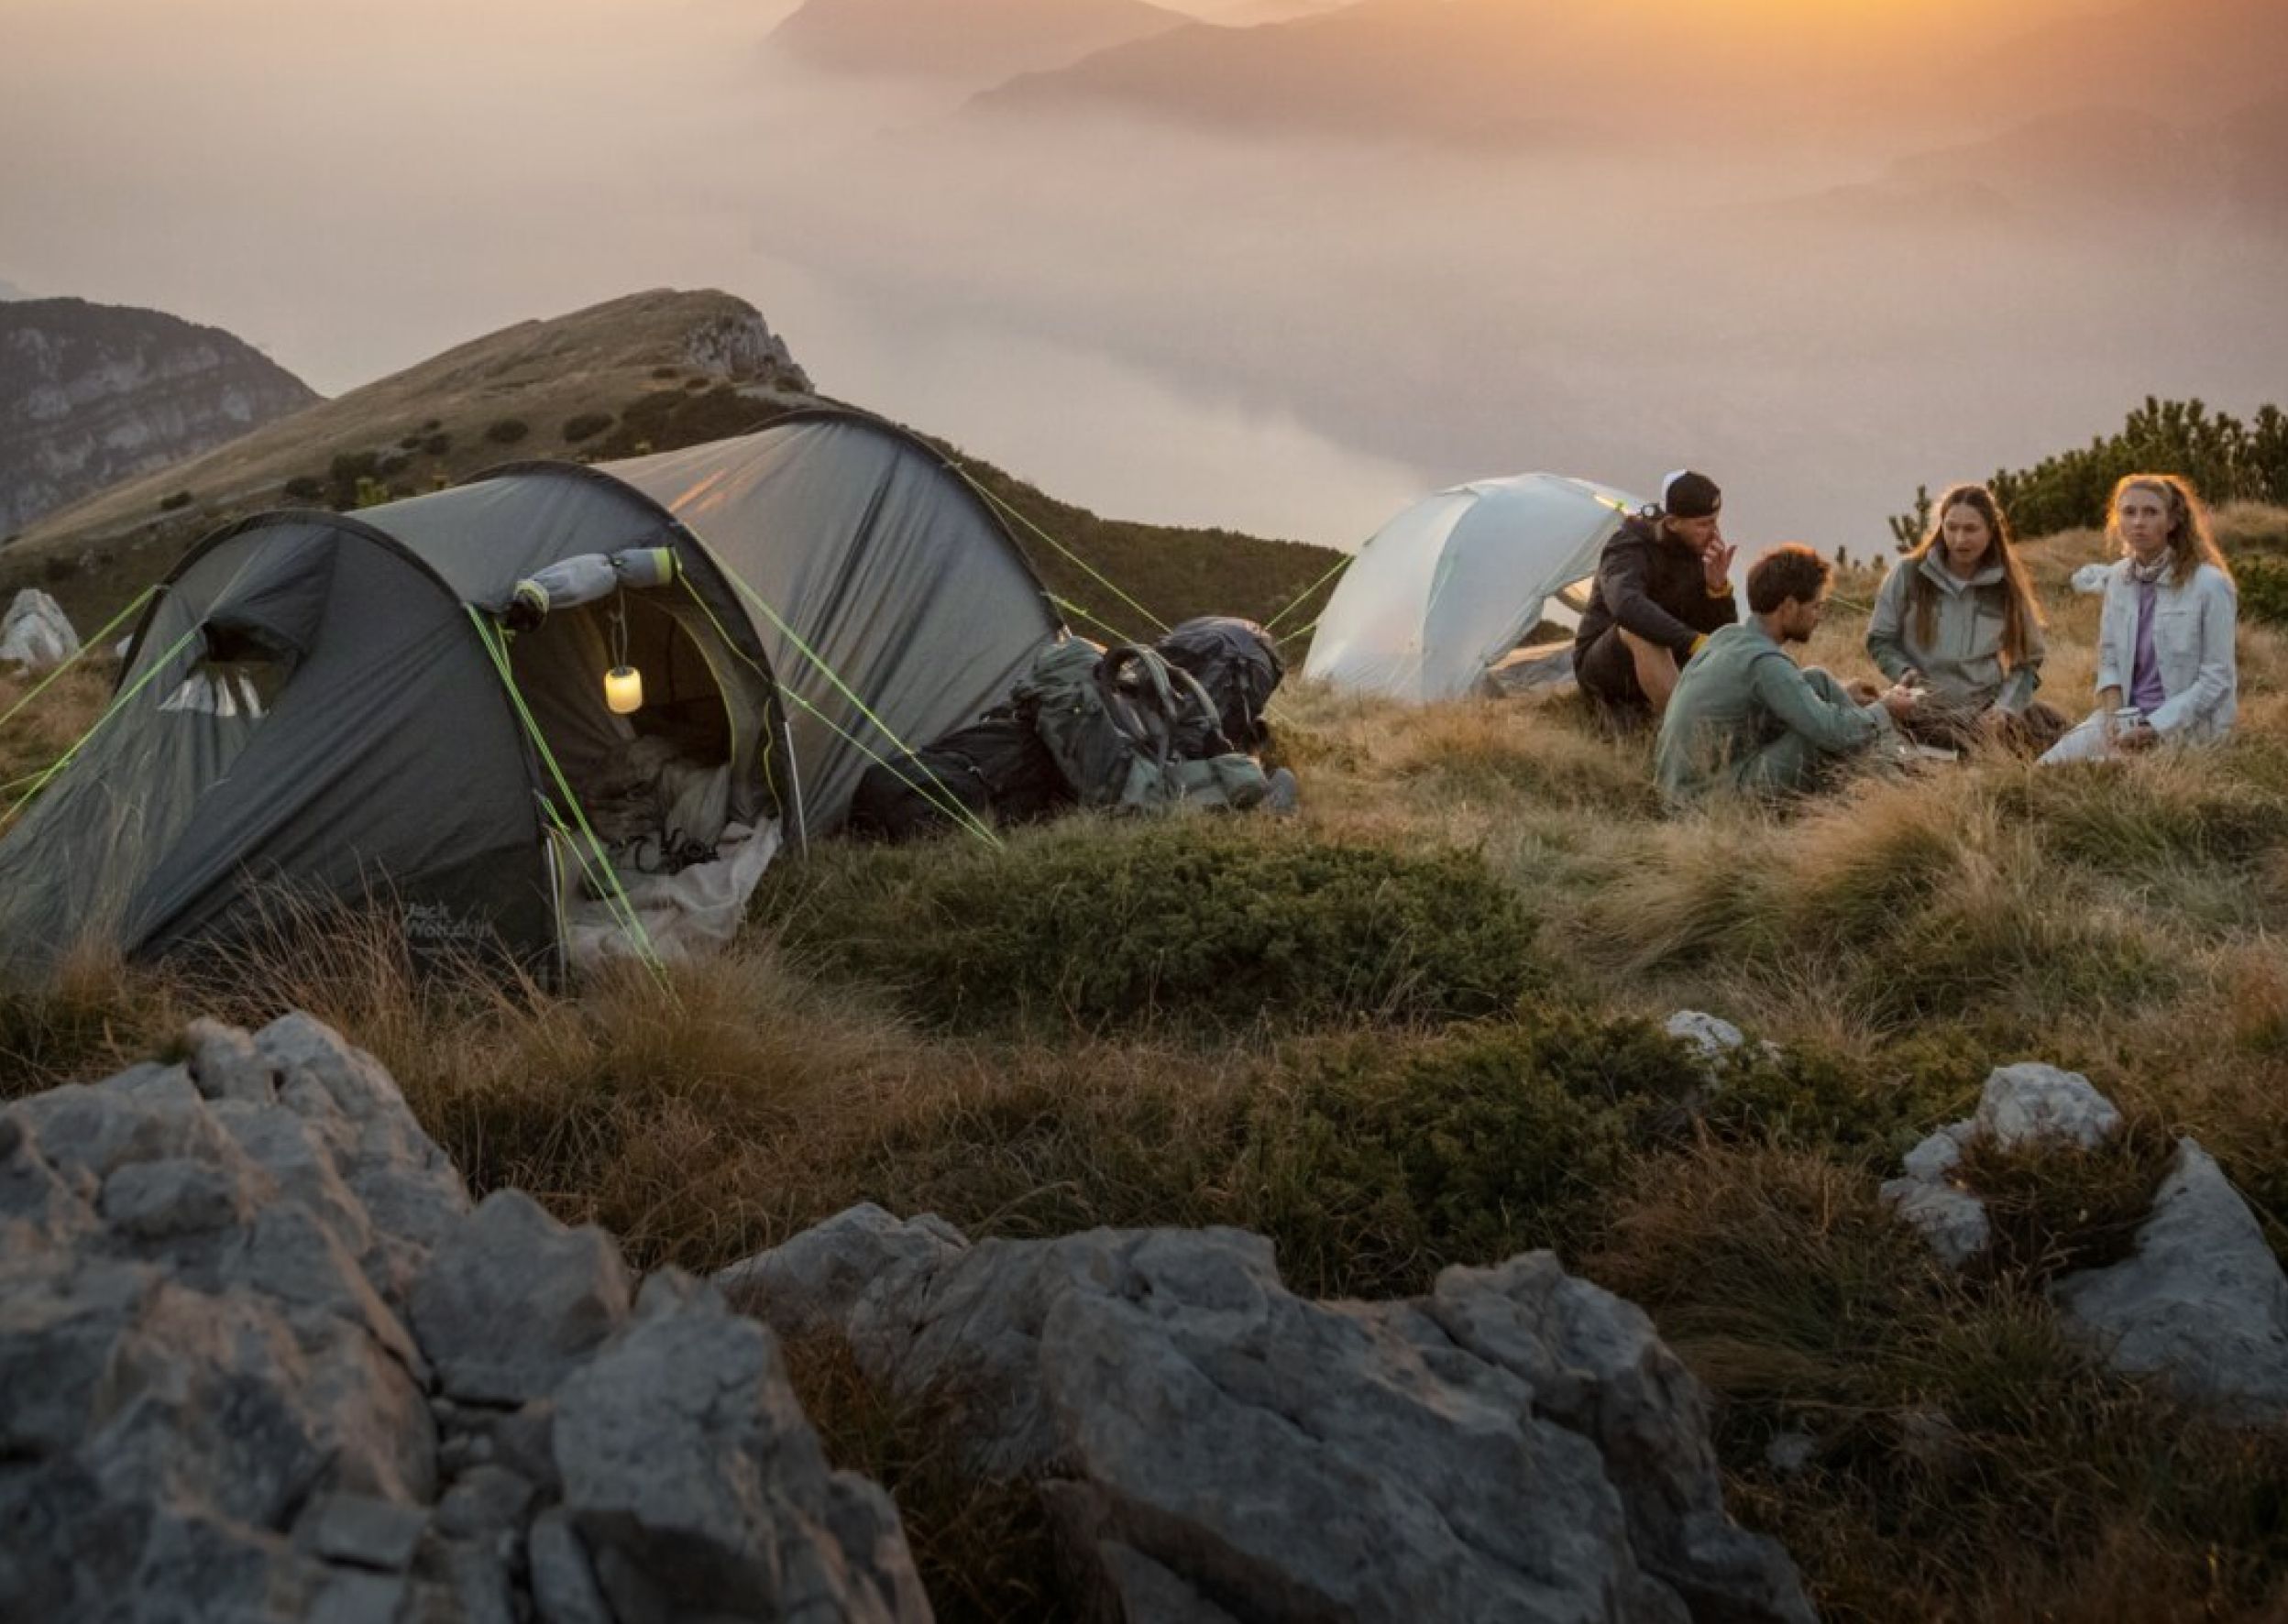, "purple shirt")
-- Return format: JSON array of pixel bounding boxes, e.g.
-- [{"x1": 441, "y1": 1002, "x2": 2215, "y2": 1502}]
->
[{"x1": 2129, "y1": 580, "x2": 2168, "y2": 712}]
